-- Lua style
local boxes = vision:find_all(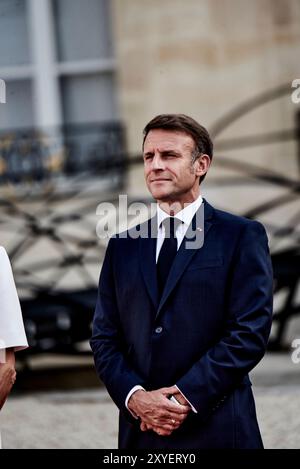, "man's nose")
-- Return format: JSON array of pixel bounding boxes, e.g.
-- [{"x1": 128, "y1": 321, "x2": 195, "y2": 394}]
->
[{"x1": 151, "y1": 154, "x2": 164, "y2": 170}]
